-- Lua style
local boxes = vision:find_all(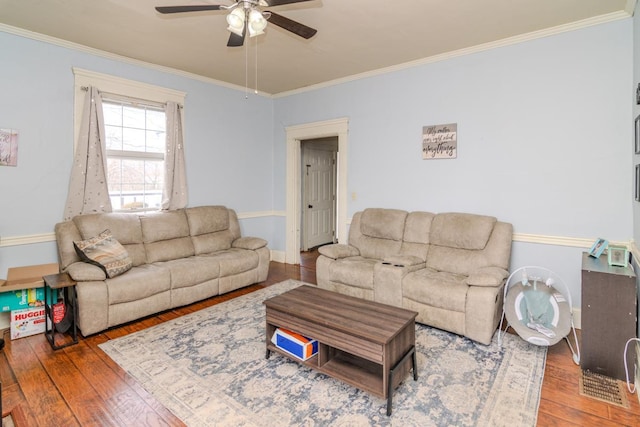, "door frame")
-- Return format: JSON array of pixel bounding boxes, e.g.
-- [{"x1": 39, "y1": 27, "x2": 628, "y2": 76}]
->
[{"x1": 285, "y1": 118, "x2": 348, "y2": 264}]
